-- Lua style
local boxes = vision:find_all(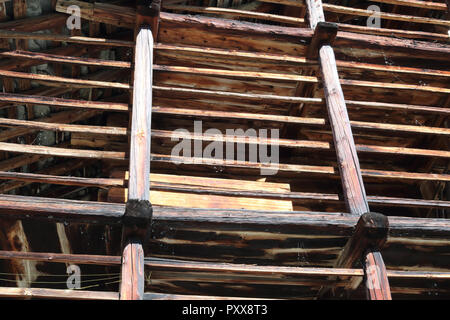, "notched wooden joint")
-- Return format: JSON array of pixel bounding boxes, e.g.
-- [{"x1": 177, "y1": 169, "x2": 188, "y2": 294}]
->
[
  {"x1": 359, "y1": 211, "x2": 389, "y2": 249},
  {"x1": 137, "y1": 0, "x2": 161, "y2": 17},
  {"x1": 123, "y1": 199, "x2": 153, "y2": 230},
  {"x1": 307, "y1": 21, "x2": 339, "y2": 59}
]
